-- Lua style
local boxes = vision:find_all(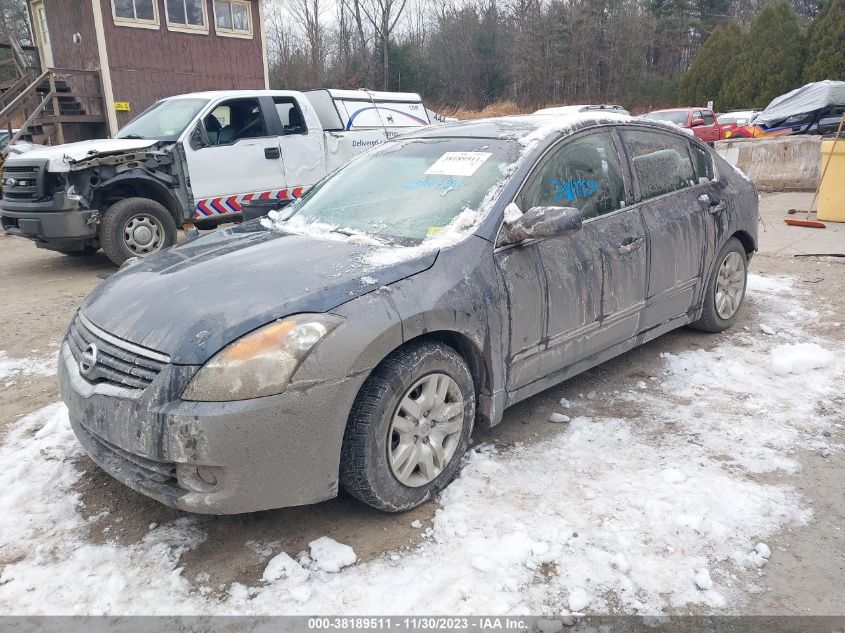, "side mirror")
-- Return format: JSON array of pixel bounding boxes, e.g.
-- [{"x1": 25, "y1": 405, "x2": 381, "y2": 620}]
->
[
  {"x1": 690, "y1": 118, "x2": 705, "y2": 127},
  {"x1": 189, "y1": 123, "x2": 207, "y2": 150},
  {"x1": 502, "y1": 205, "x2": 583, "y2": 245}
]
